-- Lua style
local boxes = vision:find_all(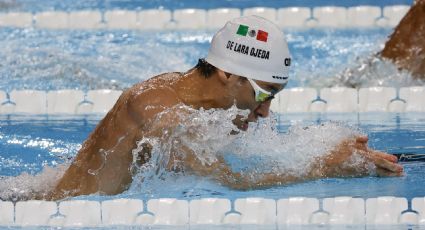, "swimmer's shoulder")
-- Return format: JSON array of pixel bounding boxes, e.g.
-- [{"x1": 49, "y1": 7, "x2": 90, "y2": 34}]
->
[
  {"x1": 125, "y1": 72, "x2": 184, "y2": 118},
  {"x1": 129, "y1": 72, "x2": 183, "y2": 94}
]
